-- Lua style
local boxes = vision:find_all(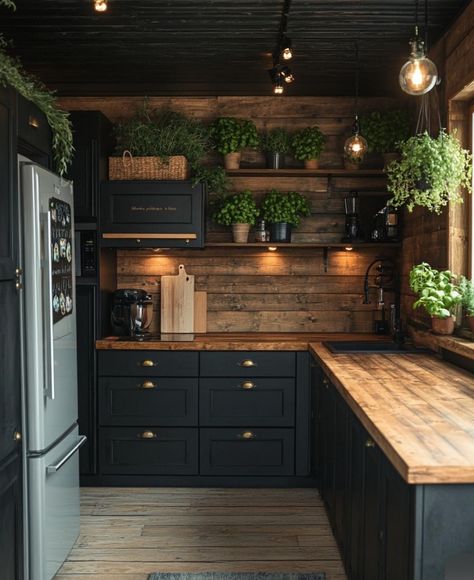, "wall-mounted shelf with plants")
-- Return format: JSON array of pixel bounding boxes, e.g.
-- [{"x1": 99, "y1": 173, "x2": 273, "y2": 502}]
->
[{"x1": 225, "y1": 168, "x2": 386, "y2": 177}]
